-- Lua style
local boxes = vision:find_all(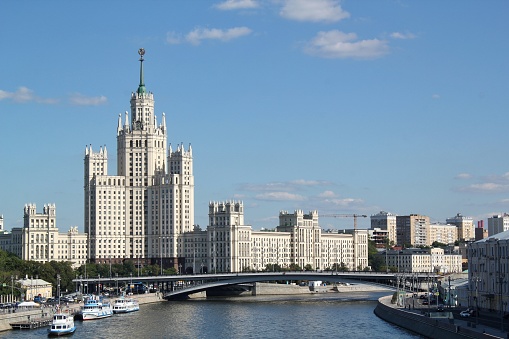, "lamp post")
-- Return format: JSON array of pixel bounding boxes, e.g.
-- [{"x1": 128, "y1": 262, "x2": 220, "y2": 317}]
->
[
  {"x1": 474, "y1": 276, "x2": 480, "y2": 325},
  {"x1": 10, "y1": 275, "x2": 13, "y2": 303},
  {"x1": 179, "y1": 263, "x2": 182, "y2": 275},
  {"x1": 57, "y1": 274, "x2": 61, "y2": 305},
  {"x1": 448, "y1": 275, "x2": 451, "y2": 308}
]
